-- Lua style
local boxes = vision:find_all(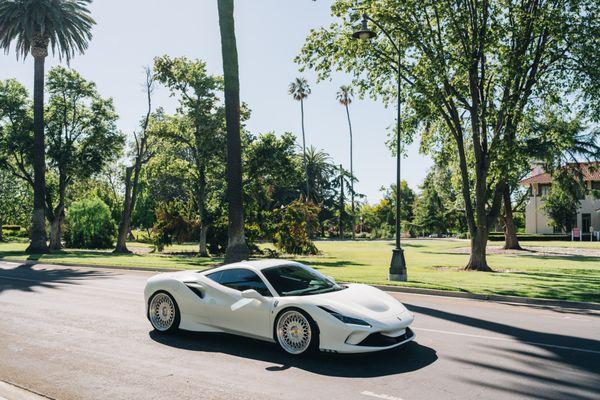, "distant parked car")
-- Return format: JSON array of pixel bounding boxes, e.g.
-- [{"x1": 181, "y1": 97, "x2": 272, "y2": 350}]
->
[{"x1": 144, "y1": 260, "x2": 415, "y2": 355}]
